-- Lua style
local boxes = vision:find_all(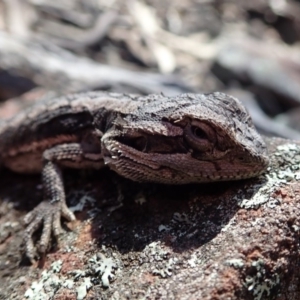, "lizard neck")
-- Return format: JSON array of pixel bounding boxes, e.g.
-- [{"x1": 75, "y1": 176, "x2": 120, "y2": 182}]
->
[{"x1": 87, "y1": 95, "x2": 140, "y2": 133}]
